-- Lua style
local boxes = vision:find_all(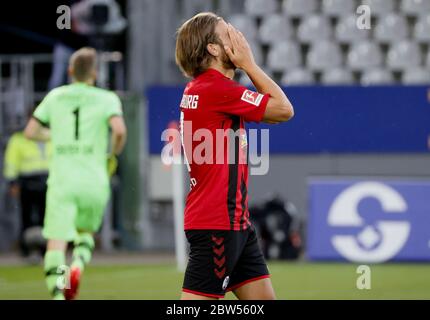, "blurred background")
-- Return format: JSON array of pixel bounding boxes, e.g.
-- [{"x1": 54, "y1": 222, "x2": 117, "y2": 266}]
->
[{"x1": 0, "y1": 0, "x2": 430, "y2": 299}]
